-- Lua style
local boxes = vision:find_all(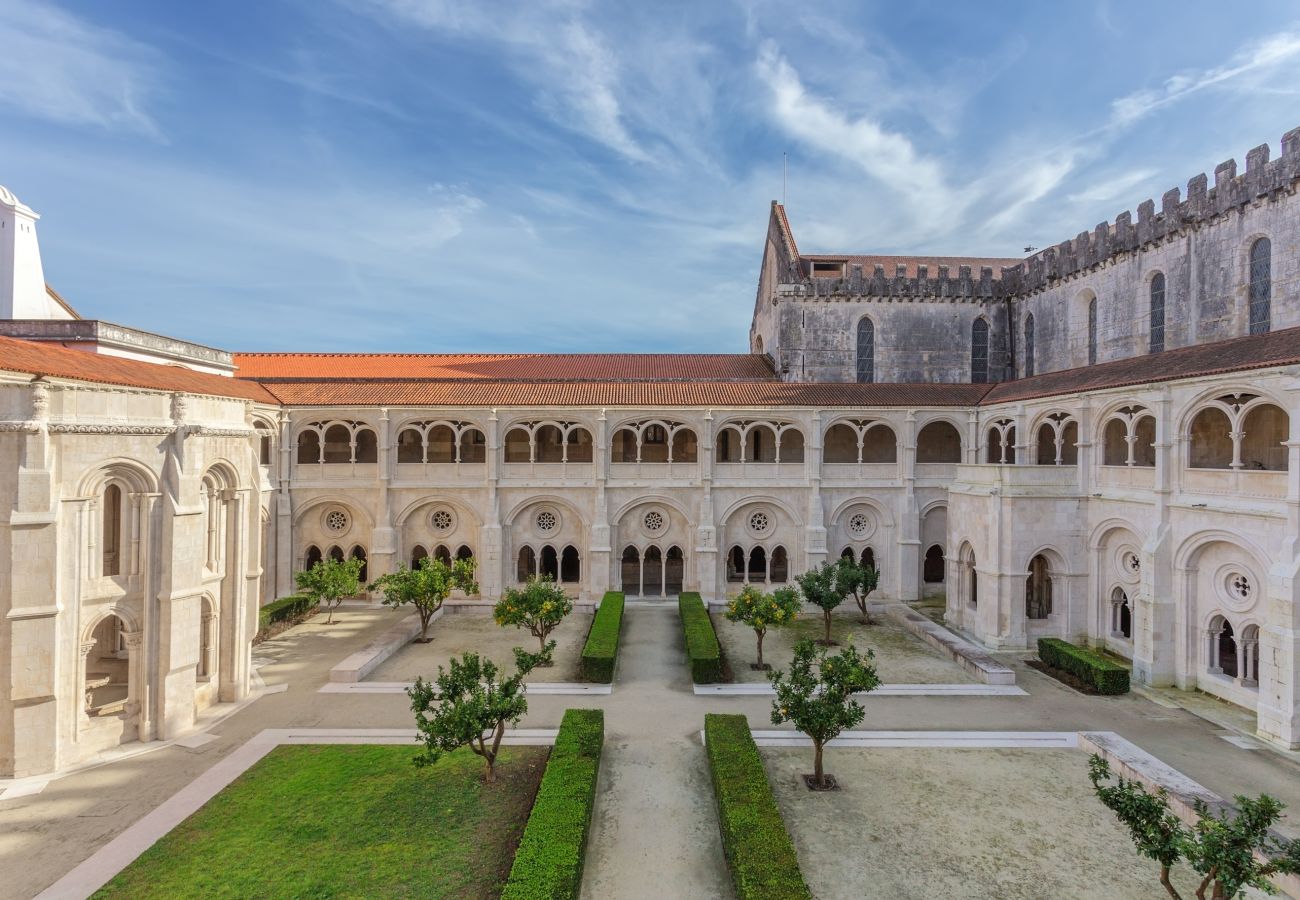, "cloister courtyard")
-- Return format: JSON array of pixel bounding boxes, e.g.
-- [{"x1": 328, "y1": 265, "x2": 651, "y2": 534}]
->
[{"x1": 3, "y1": 597, "x2": 1298, "y2": 900}]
